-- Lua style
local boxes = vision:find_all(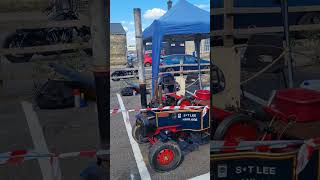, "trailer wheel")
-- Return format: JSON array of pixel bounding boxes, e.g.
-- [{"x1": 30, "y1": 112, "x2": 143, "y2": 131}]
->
[
  {"x1": 149, "y1": 141, "x2": 182, "y2": 172},
  {"x1": 4, "y1": 34, "x2": 33, "y2": 63},
  {"x1": 213, "y1": 114, "x2": 263, "y2": 141},
  {"x1": 298, "y1": 12, "x2": 320, "y2": 38},
  {"x1": 166, "y1": 67, "x2": 175, "y2": 72},
  {"x1": 132, "y1": 124, "x2": 148, "y2": 144},
  {"x1": 111, "y1": 72, "x2": 120, "y2": 81}
]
